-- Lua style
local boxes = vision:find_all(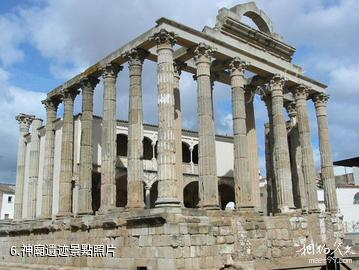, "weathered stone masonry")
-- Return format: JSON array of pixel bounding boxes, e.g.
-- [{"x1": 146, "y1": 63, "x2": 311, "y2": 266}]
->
[{"x1": 3, "y1": 2, "x2": 343, "y2": 270}]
